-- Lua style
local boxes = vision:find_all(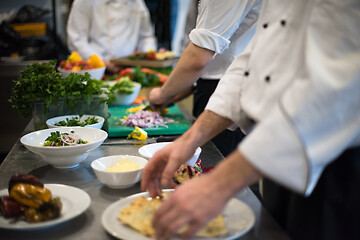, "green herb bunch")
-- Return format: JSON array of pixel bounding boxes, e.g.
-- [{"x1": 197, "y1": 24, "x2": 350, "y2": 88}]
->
[
  {"x1": 9, "y1": 60, "x2": 106, "y2": 118},
  {"x1": 9, "y1": 60, "x2": 63, "y2": 118},
  {"x1": 60, "y1": 72, "x2": 104, "y2": 109}
]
